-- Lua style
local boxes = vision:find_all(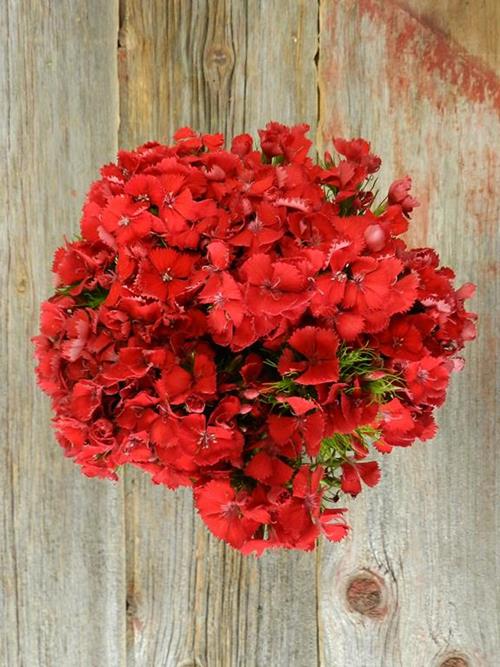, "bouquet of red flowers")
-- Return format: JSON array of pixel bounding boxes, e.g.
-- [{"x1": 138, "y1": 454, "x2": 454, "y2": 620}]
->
[{"x1": 33, "y1": 123, "x2": 476, "y2": 554}]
